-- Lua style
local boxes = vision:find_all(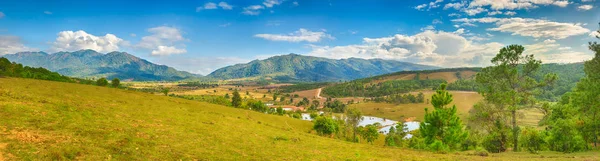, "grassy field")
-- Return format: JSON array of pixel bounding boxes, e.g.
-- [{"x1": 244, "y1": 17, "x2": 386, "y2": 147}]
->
[{"x1": 0, "y1": 78, "x2": 596, "y2": 160}]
